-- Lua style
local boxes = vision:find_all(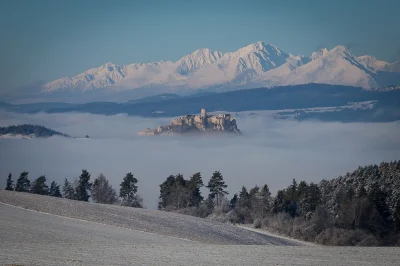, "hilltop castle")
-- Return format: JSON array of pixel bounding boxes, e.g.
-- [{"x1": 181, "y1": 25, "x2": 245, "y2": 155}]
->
[{"x1": 139, "y1": 109, "x2": 241, "y2": 135}]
